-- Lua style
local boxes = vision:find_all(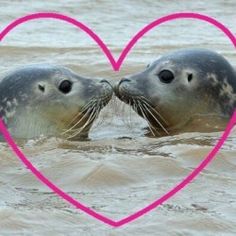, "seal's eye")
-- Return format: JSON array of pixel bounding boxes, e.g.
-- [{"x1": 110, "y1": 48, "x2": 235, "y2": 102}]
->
[
  {"x1": 38, "y1": 84, "x2": 45, "y2": 92},
  {"x1": 187, "y1": 73, "x2": 193, "y2": 82},
  {"x1": 58, "y1": 80, "x2": 73, "y2": 94},
  {"x1": 158, "y1": 70, "x2": 174, "y2": 83}
]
